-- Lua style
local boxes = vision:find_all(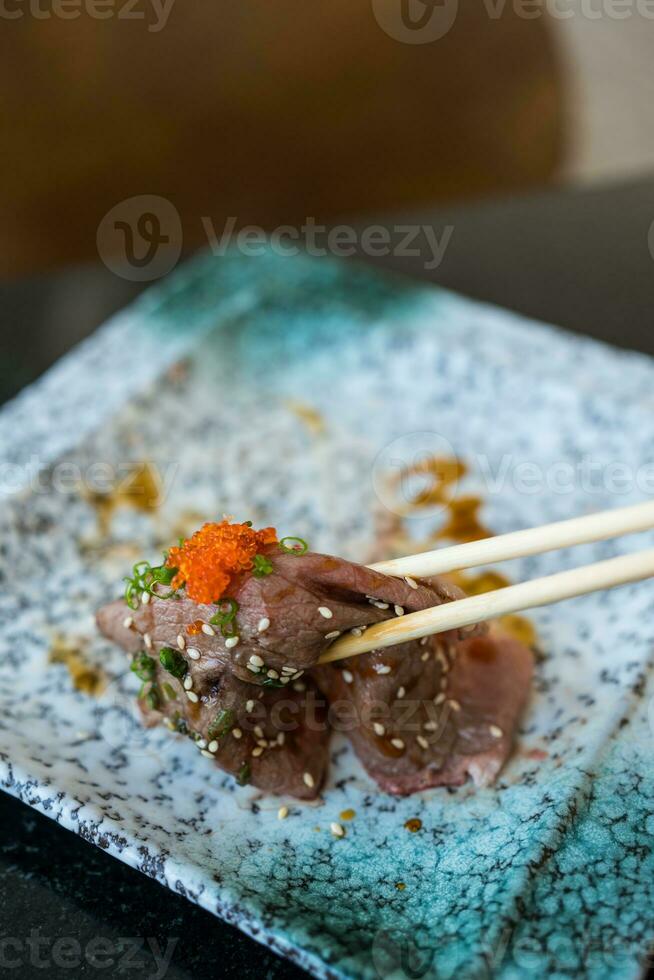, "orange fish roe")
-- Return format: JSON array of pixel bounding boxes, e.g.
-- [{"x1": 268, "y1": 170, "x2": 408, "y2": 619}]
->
[
  {"x1": 166, "y1": 520, "x2": 278, "y2": 605},
  {"x1": 186, "y1": 620, "x2": 205, "y2": 636}
]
